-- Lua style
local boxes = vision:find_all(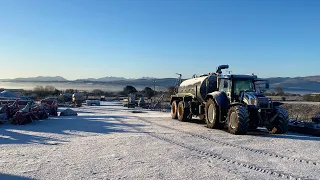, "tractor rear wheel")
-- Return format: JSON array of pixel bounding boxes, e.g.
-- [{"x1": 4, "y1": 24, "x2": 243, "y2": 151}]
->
[
  {"x1": 171, "y1": 101, "x2": 178, "y2": 119},
  {"x1": 205, "y1": 98, "x2": 222, "y2": 129},
  {"x1": 227, "y1": 106, "x2": 249, "y2": 135},
  {"x1": 177, "y1": 101, "x2": 190, "y2": 122}
]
